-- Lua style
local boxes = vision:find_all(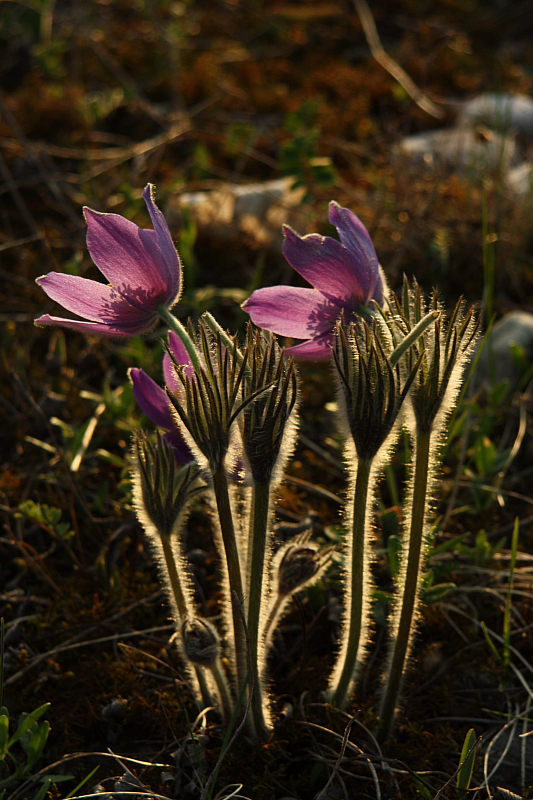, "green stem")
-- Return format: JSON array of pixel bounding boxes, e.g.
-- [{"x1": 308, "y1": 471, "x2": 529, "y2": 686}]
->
[
  {"x1": 158, "y1": 306, "x2": 202, "y2": 375},
  {"x1": 263, "y1": 595, "x2": 283, "y2": 653},
  {"x1": 160, "y1": 535, "x2": 190, "y2": 620},
  {"x1": 210, "y1": 659, "x2": 234, "y2": 722},
  {"x1": 246, "y1": 481, "x2": 272, "y2": 740},
  {"x1": 329, "y1": 457, "x2": 373, "y2": 709},
  {"x1": 378, "y1": 428, "x2": 432, "y2": 742},
  {"x1": 160, "y1": 535, "x2": 213, "y2": 710},
  {"x1": 211, "y1": 469, "x2": 247, "y2": 693}
]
